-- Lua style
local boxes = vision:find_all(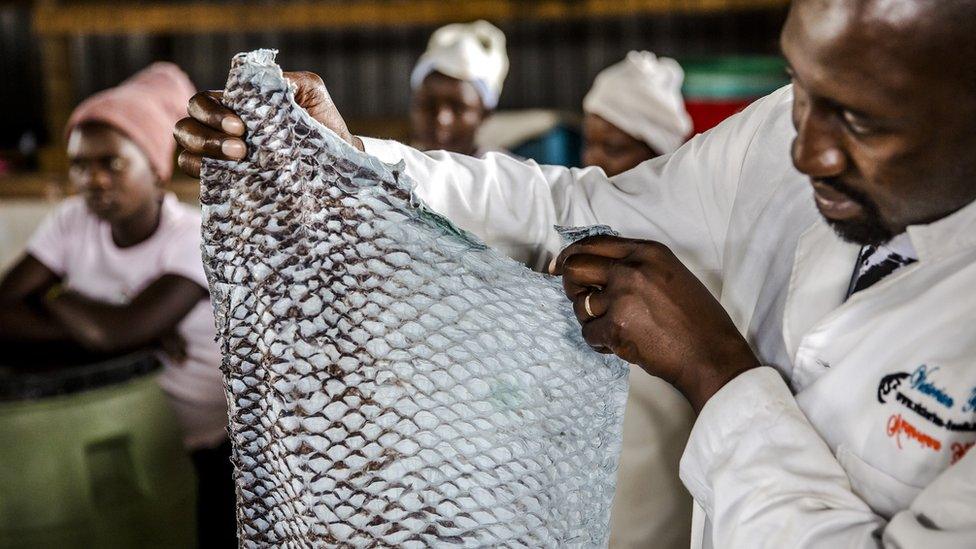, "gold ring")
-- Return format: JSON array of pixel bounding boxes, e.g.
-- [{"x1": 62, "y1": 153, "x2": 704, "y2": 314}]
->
[{"x1": 584, "y1": 291, "x2": 596, "y2": 319}]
